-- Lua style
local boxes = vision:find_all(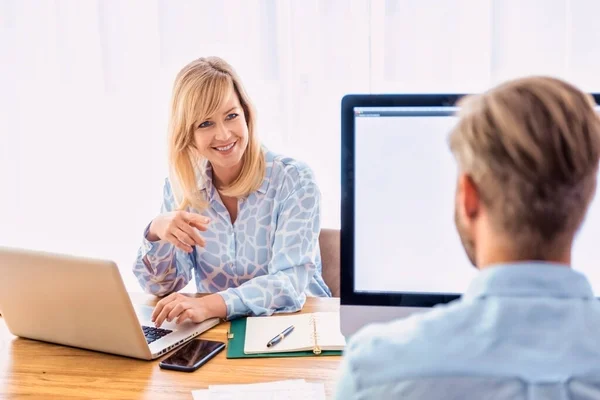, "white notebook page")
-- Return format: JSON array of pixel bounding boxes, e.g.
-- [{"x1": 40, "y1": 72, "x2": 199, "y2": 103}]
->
[
  {"x1": 313, "y1": 312, "x2": 346, "y2": 351},
  {"x1": 244, "y1": 314, "x2": 314, "y2": 353}
]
